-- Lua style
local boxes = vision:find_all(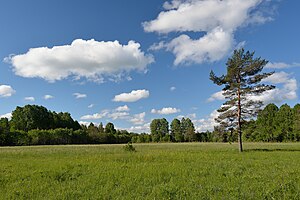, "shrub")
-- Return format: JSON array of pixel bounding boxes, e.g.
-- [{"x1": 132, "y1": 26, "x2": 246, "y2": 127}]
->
[{"x1": 123, "y1": 142, "x2": 136, "y2": 152}]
